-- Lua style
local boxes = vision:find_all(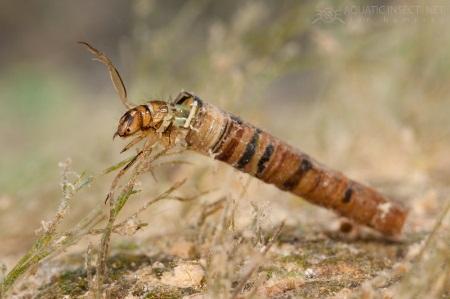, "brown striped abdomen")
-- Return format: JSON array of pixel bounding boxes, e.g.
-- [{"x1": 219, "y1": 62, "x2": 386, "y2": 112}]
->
[{"x1": 177, "y1": 94, "x2": 407, "y2": 236}]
